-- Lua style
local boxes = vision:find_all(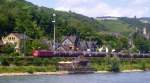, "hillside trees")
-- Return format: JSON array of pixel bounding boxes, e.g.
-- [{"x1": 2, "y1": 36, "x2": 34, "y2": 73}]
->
[{"x1": 0, "y1": 0, "x2": 150, "y2": 53}]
